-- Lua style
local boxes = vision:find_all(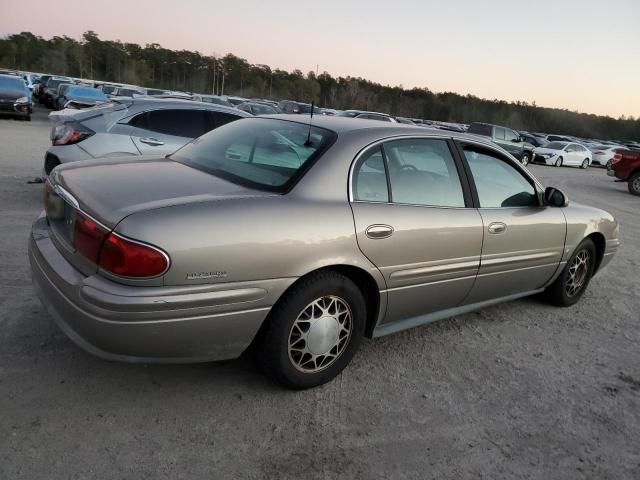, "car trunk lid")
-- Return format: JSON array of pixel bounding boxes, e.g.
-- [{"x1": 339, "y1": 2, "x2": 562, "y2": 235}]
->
[{"x1": 49, "y1": 156, "x2": 275, "y2": 229}]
